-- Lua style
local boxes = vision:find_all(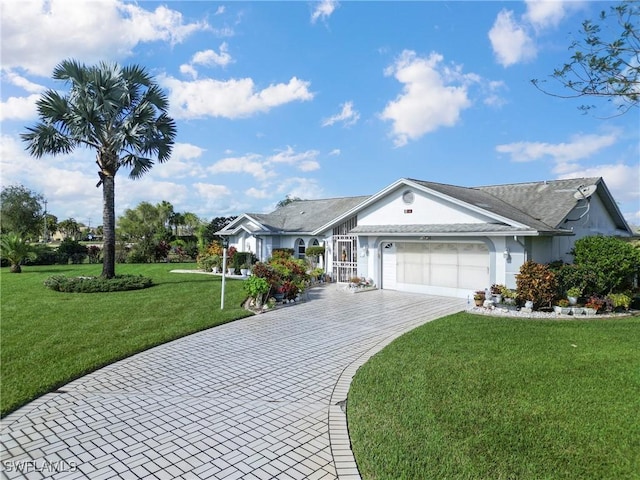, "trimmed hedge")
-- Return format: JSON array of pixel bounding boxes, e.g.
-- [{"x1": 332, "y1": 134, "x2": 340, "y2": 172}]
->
[{"x1": 44, "y1": 274, "x2": 153, "y2": 293}]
